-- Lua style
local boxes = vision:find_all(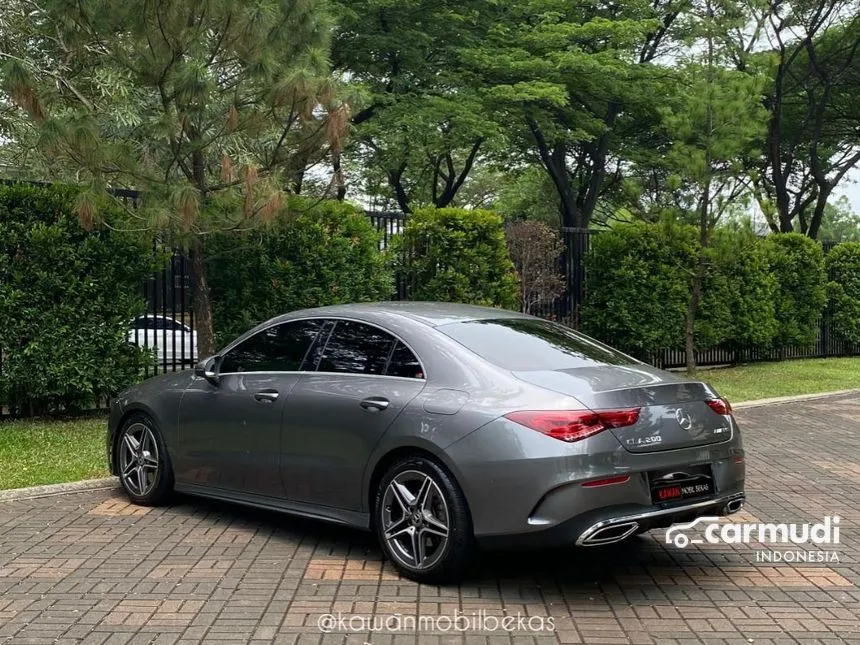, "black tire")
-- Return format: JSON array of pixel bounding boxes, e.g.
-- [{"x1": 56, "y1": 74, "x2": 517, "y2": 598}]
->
[
  {"x1": 115, "y1": 413, "x2": 174, "y2": 506},
  {"x1": 374, "y1": 455, "x2": 474, "y2": 584}
]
